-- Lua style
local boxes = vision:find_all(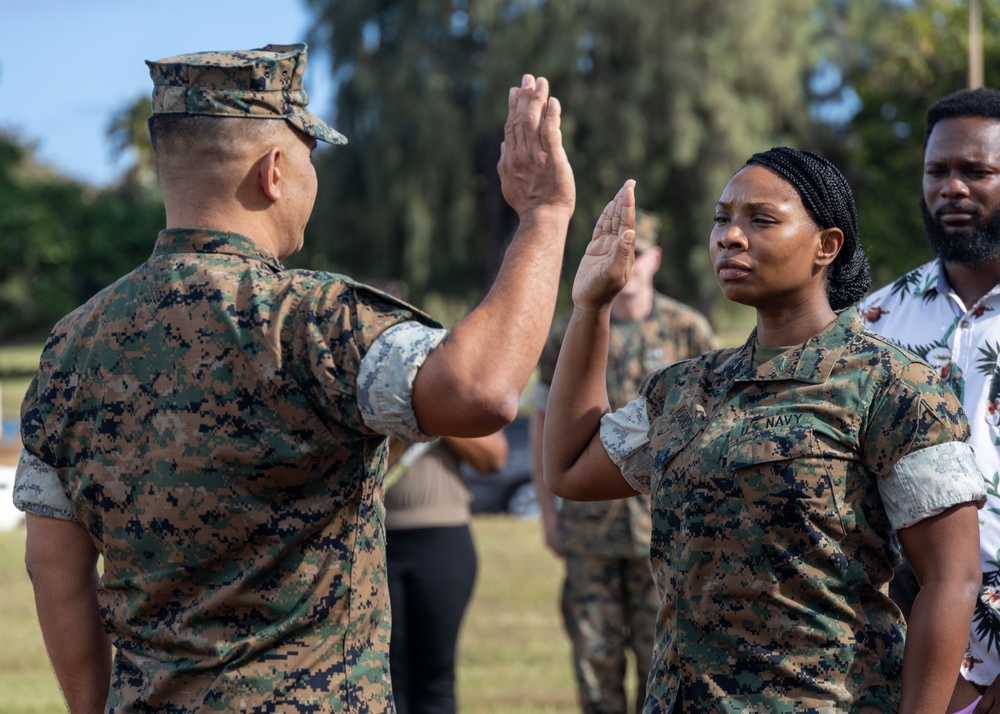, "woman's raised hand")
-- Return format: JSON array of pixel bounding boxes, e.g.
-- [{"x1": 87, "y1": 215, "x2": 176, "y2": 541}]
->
[{"x1": 571, "y1": 179, "x2": 637, "y2": 310}]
